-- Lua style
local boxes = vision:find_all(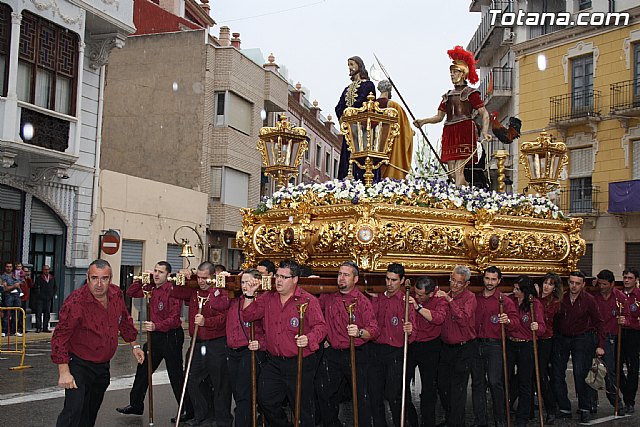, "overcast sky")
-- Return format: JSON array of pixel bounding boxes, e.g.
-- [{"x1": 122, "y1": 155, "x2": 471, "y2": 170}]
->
[{"x1": 213, "y1": 0, "x2": 482, "y2": 142}]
